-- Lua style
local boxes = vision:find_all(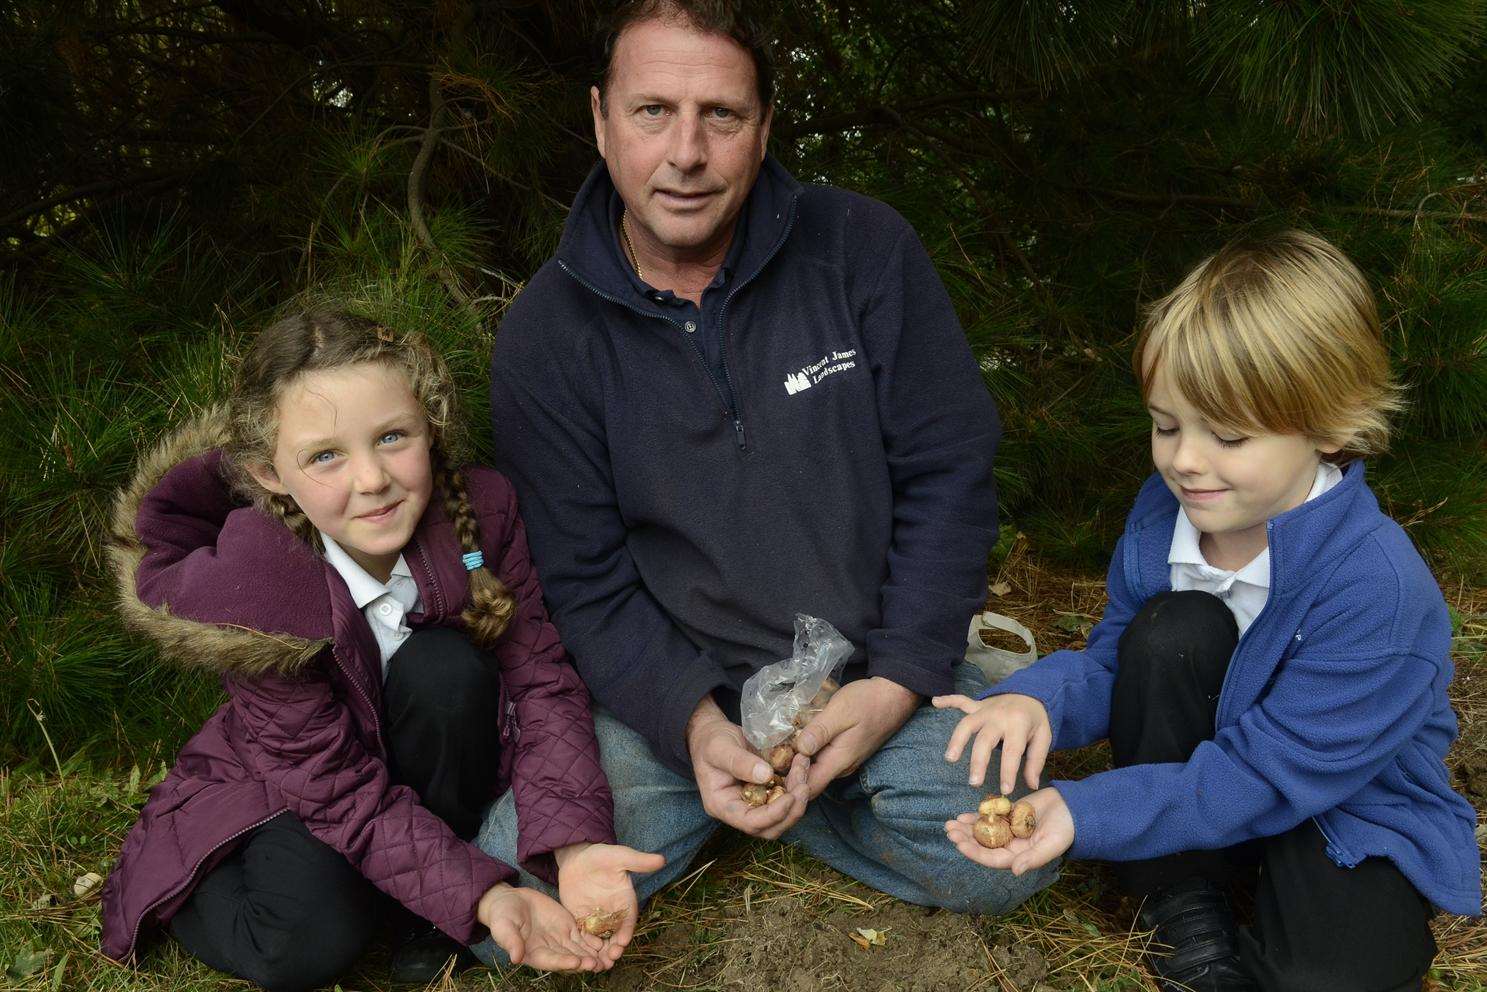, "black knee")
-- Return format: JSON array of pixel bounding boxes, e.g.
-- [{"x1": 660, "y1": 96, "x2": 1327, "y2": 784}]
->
[
  {"x1": 172, "y1": 815, "x2": 380, "y2": 992},
  {"x1": 385, "y1": 627, "x2": 497, "y2": 721},
  {"x1": 245, "y1": 908, "x2": 376, "y2": 992},
  {"x1": 1117, "y1": 590, "x2": 1237, "y2": 685}
]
